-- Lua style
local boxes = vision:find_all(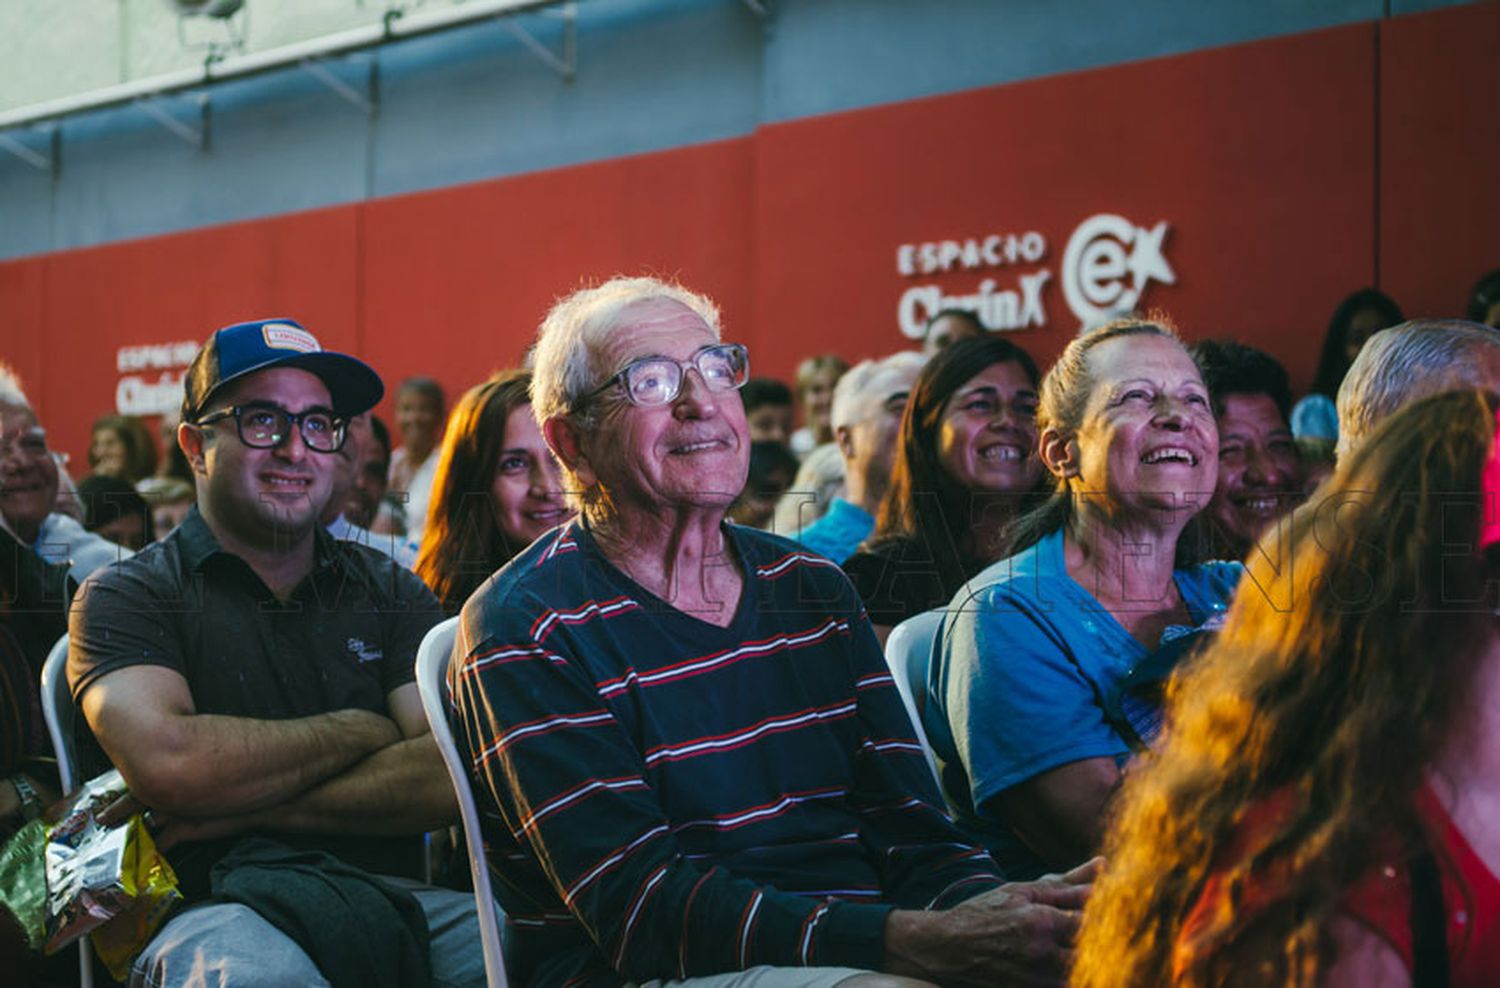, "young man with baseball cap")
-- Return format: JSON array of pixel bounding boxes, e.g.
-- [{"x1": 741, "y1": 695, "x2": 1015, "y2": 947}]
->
[{"x1": 69, "y1": 319, "x2": 483, "y2": 987}]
